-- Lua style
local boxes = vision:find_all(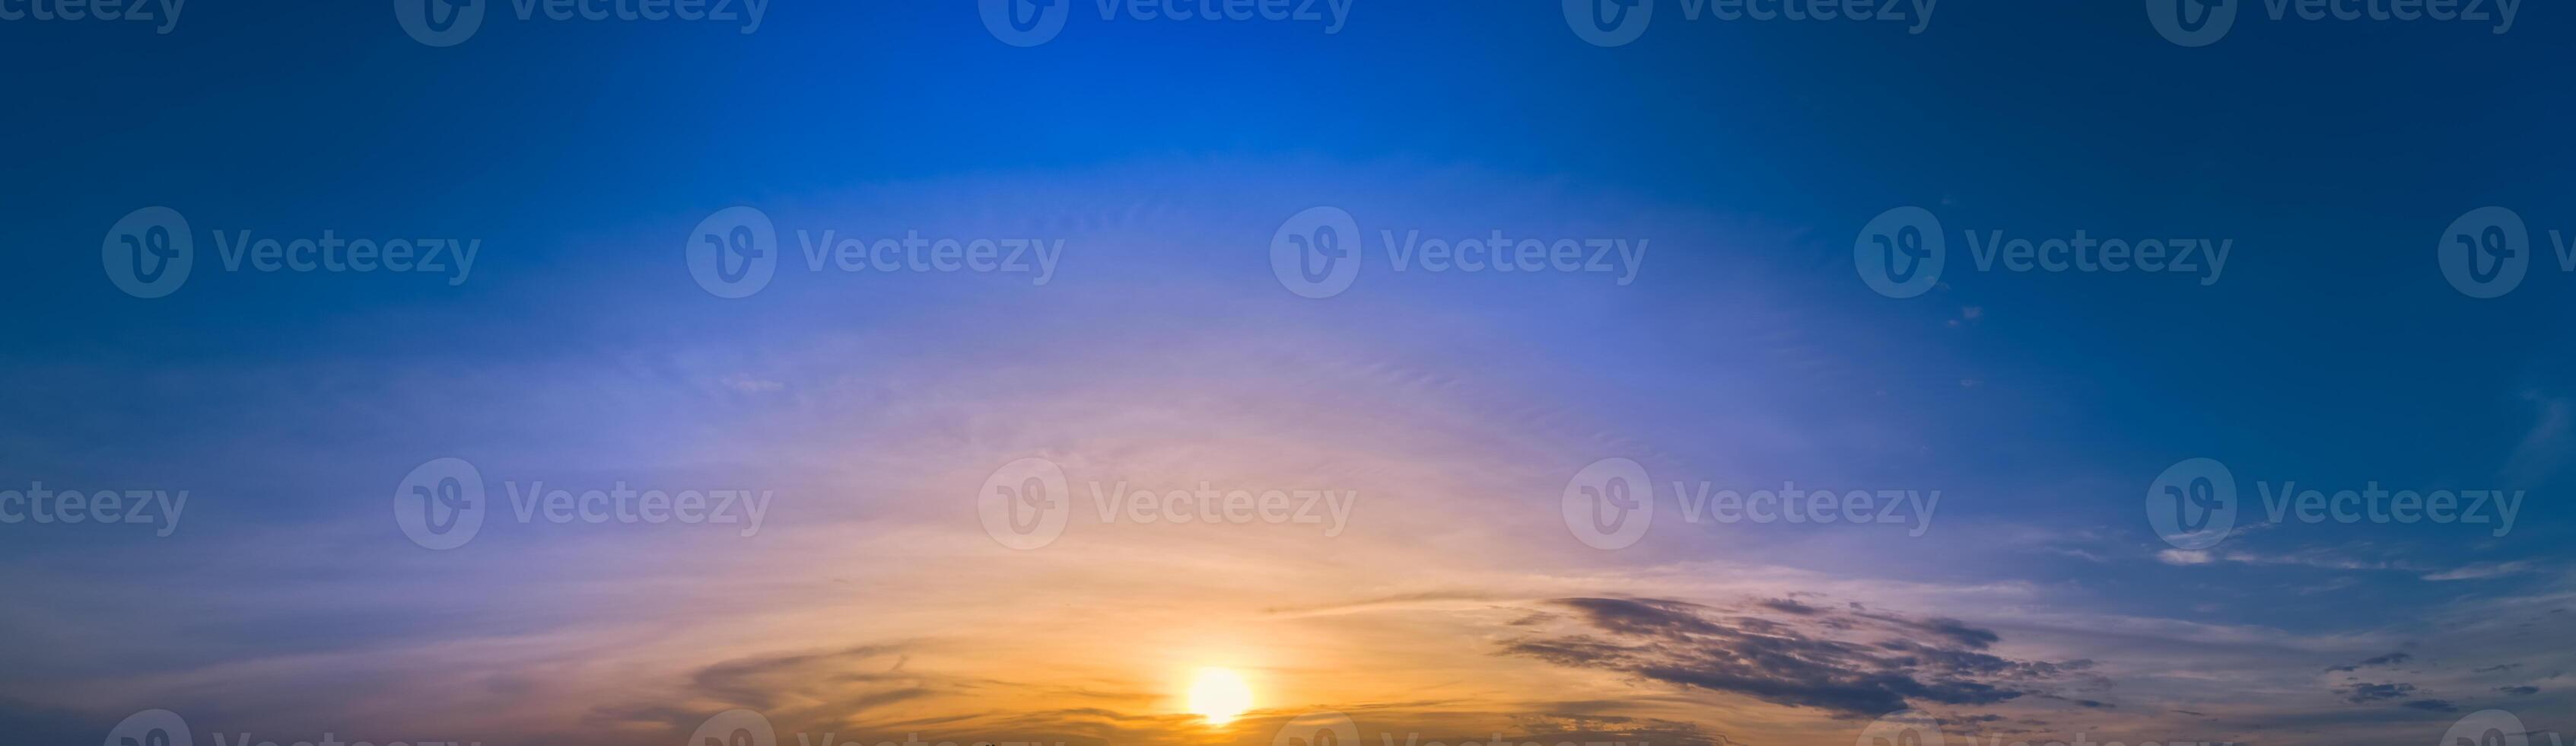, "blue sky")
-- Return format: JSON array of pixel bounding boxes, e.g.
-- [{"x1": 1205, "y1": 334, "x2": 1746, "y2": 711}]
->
[{"x1": 2, "y1": 2, "x2": 2574, "y2": 746}]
